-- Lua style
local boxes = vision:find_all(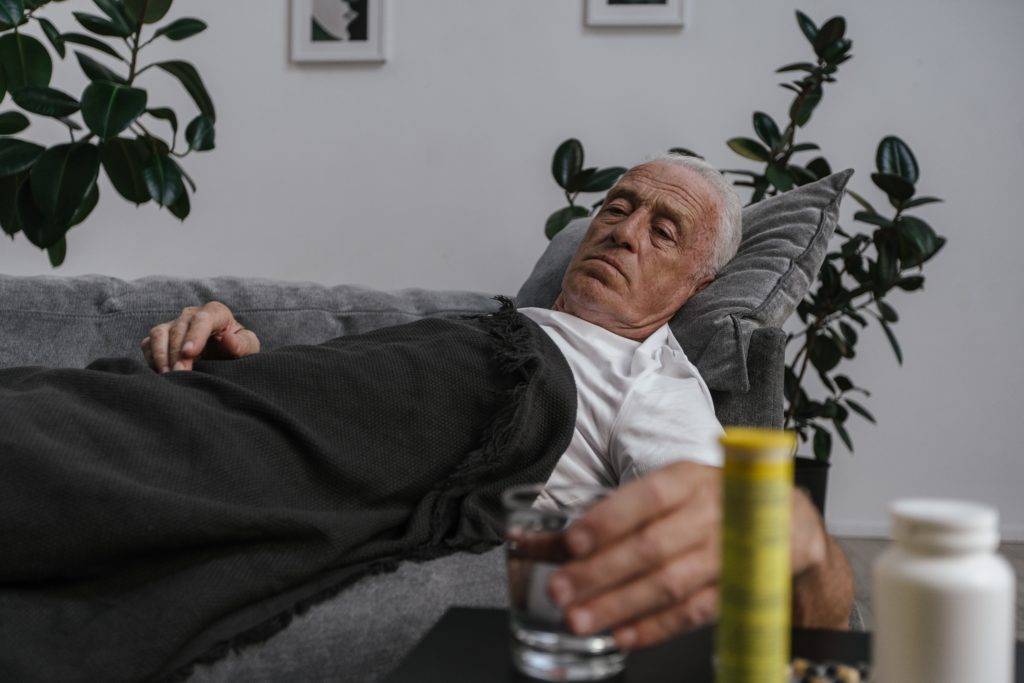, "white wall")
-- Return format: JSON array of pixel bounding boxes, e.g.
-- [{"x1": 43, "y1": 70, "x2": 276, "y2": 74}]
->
[{"x1": 2, "y1": 1, "x2": 1022, "y2": 539}]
